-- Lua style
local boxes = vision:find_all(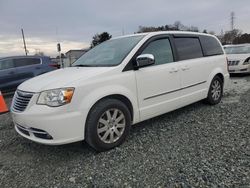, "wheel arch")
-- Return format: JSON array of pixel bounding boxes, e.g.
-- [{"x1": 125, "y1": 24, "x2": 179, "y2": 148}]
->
[
  {"x1": 90, "y1": 94, "x2": 134, "y2": 122},
  {"x1": 215, "y1": 73, "x2": 224, "y2": 84},
  {"x1": 206, "y1": 68, "x2": 225, "y2": 98},
  {"x1": 81, "y1": 86, "x2": 139, "y2": 129},
  {"x1": 207, "y1": 68, "x2": 225, "y2": 87}
]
